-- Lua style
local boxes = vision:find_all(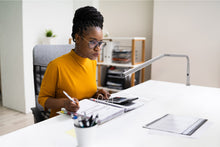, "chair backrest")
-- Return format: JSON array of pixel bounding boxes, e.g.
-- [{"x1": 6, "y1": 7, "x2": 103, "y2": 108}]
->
[
  {"x1": 33, "y1": 44, "x2": 74, "y2": 66},
  {"x1": 33, "y1": 44, "x2": 74, "y2": 110}
]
